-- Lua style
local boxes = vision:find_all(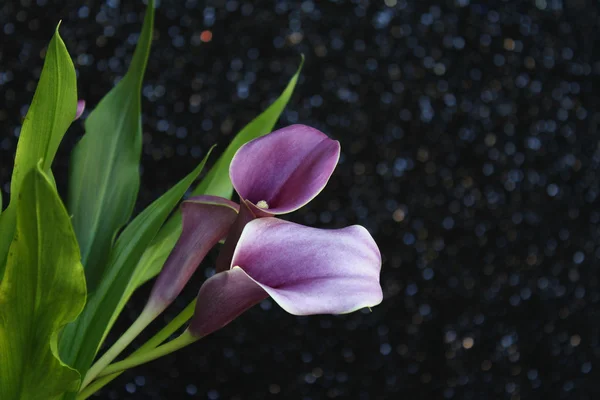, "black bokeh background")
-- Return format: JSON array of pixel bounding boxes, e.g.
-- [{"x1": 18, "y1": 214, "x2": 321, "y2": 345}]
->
[{"x1": 2, "y1": 0, "x2": 600, "y2": 399}]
